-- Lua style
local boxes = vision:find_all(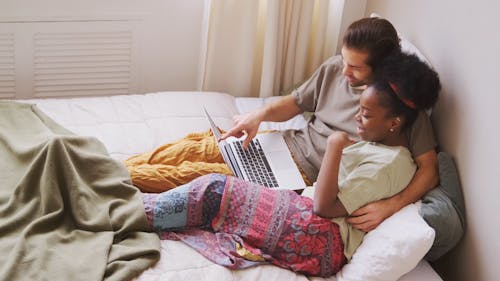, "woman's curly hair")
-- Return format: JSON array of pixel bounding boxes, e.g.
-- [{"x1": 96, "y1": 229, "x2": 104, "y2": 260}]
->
[{"x1": 371, "y1": 51, "x2": 441, "y2": 130}]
